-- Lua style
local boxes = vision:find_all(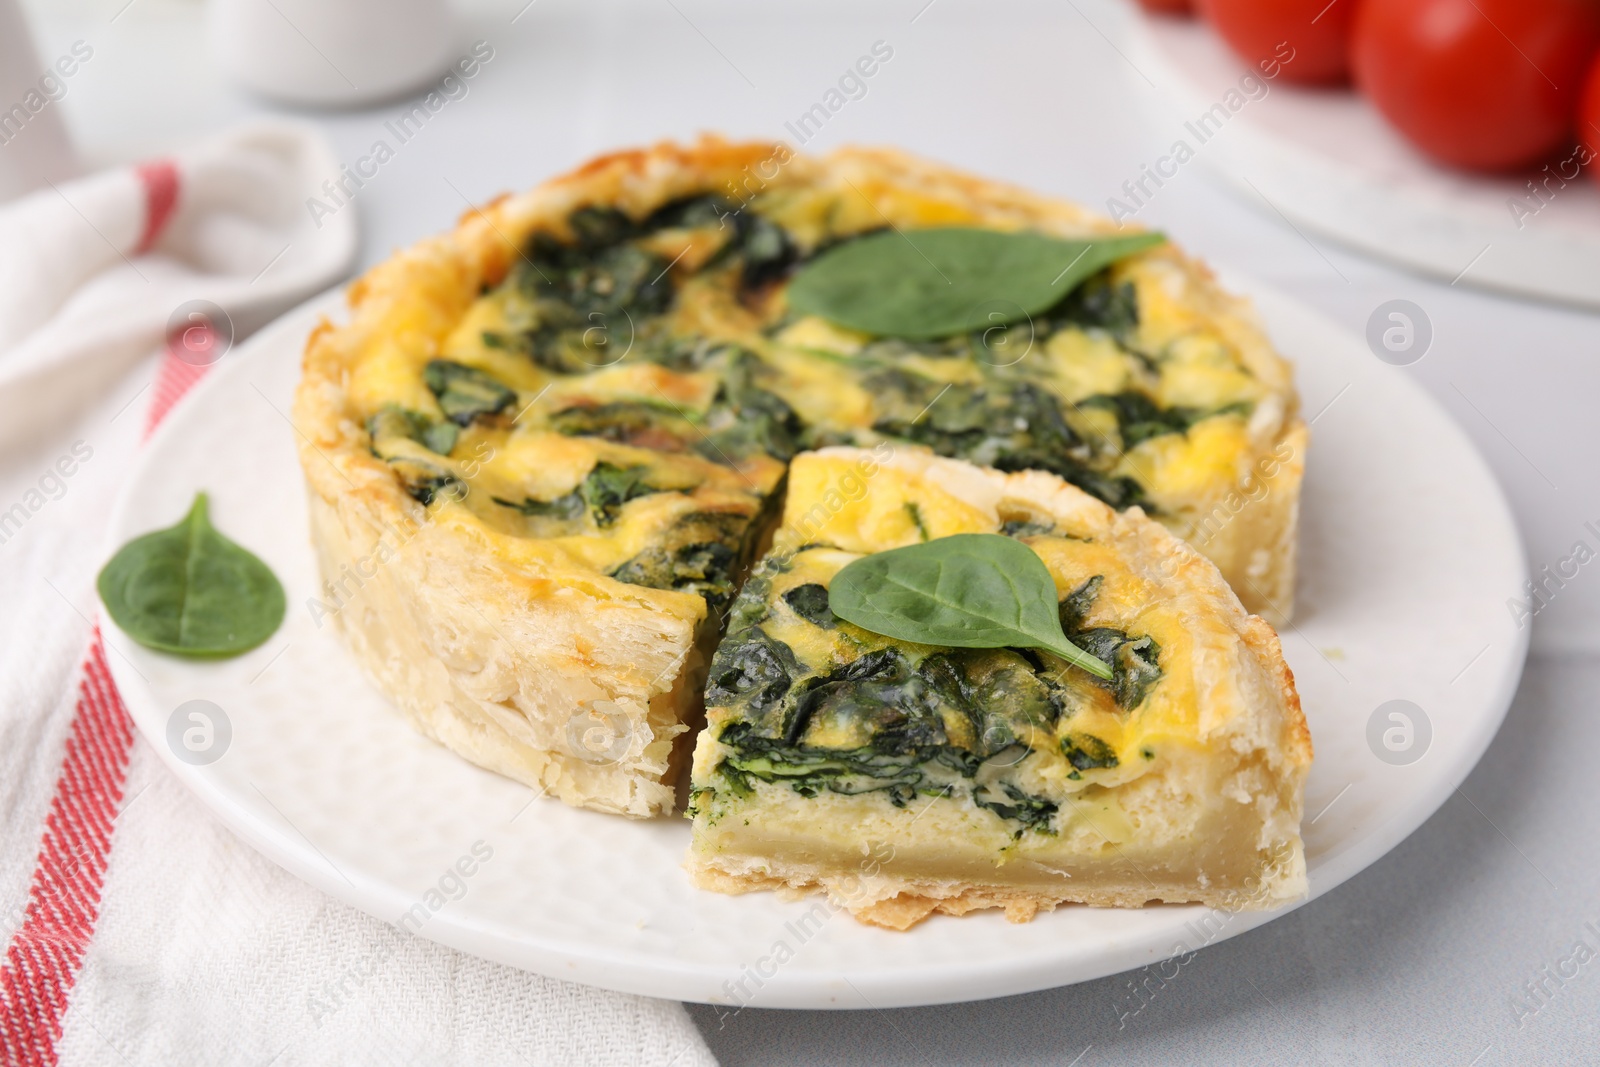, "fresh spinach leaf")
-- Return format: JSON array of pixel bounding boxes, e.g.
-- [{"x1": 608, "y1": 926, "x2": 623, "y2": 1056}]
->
[
  {"x1": 97, "y1": 493, "x2": 285, "y2": 659},
  {"x1": 827, "y1": 533, "x2": 1113, "y2": 680},
  {"x1": 785, "y1": 227, "x2": 1165, "y2": 340}
]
